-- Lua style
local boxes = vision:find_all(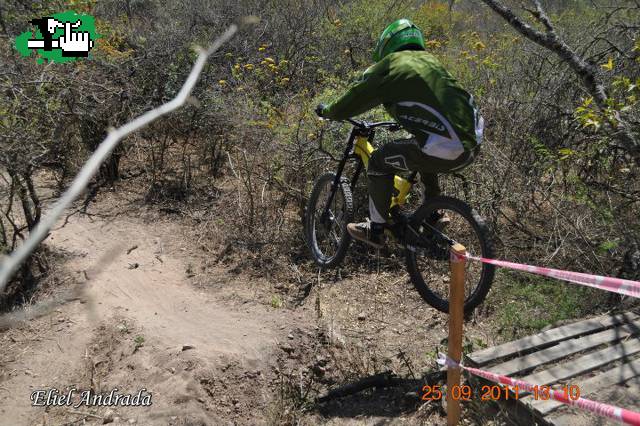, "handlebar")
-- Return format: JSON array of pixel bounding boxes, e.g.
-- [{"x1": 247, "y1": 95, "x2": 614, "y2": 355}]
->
[{"x1": 345, "y1": 118, "x2": 401, "y2": 132}]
